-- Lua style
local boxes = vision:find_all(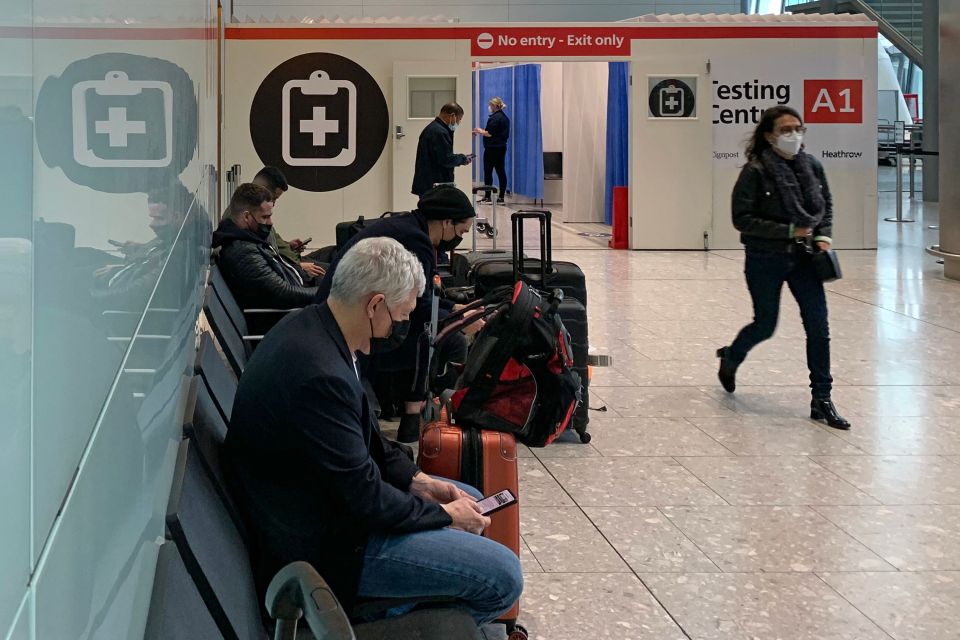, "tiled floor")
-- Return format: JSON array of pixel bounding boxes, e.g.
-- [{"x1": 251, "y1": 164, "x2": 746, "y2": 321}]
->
[{"x1": 388, "y1": 180, "x2": 960, "y2": 639}]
